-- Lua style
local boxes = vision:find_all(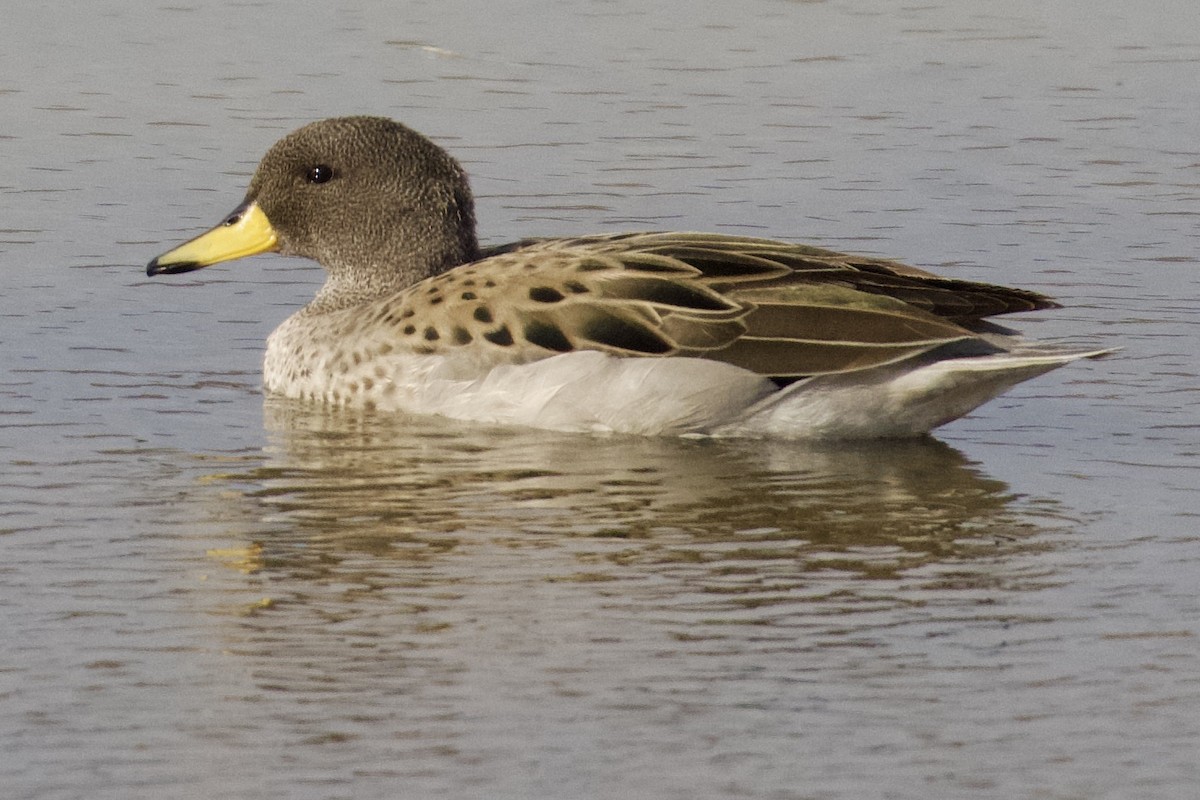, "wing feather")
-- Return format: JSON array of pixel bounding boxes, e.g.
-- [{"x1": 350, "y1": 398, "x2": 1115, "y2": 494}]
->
[{"x1": 381, "y1": 232, "x2": 1055, "y2": 379}]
